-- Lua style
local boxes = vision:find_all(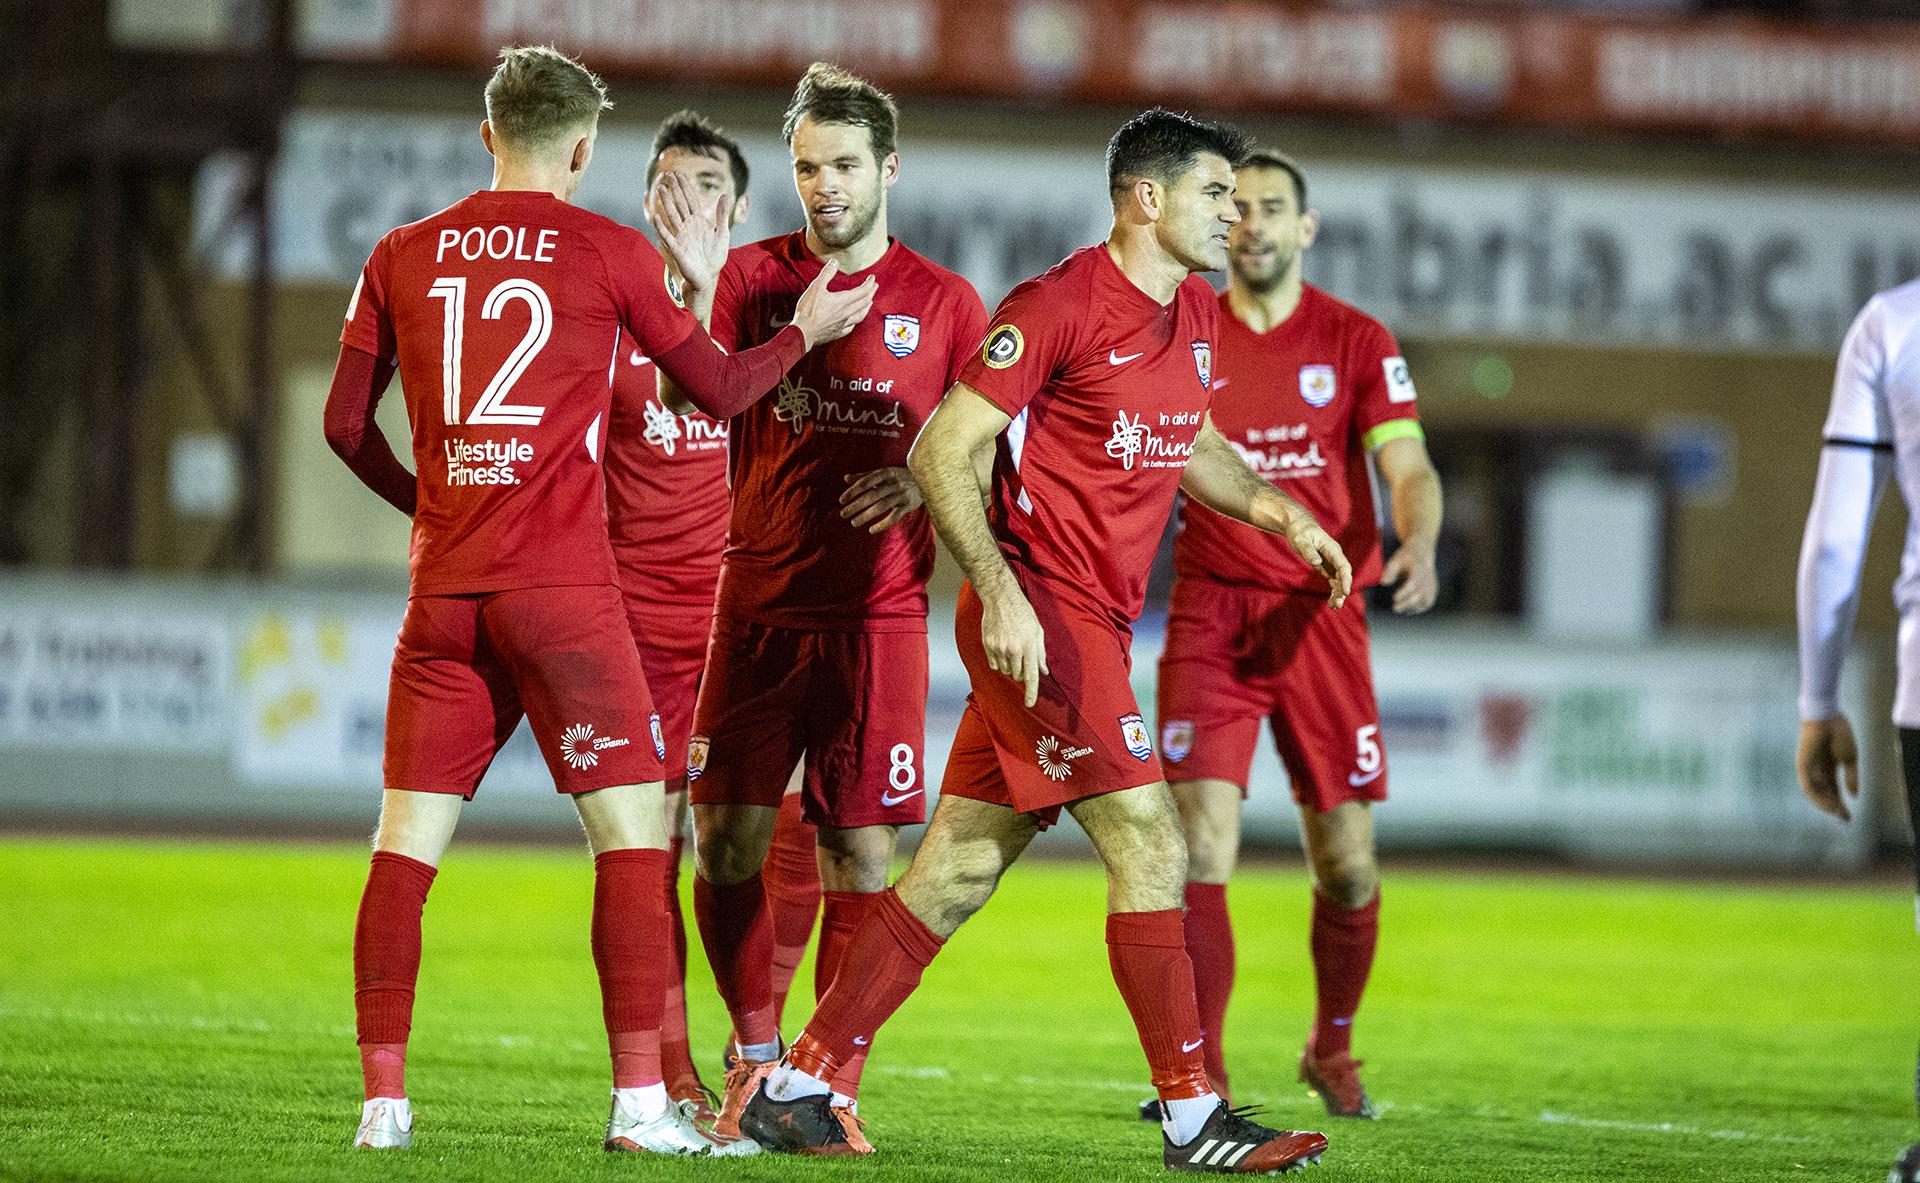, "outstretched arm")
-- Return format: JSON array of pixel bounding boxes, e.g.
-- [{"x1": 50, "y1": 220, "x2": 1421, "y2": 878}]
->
[
  {"x1": 908, "y1": 384, "x2": 1049, "y2": 707},
  {"x1": 1180, "y1": 416, "x2": 1351, "y2": 607},
  {"x1": 322, "y1": 343, "x2": 415, "y2": 516},
  {"x1": 1796, "y1": 442, "x2": 1893, "y2": 820},
  {"x1": 1375, "y1": 434, "x2": 1443, "y2": 615}
]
